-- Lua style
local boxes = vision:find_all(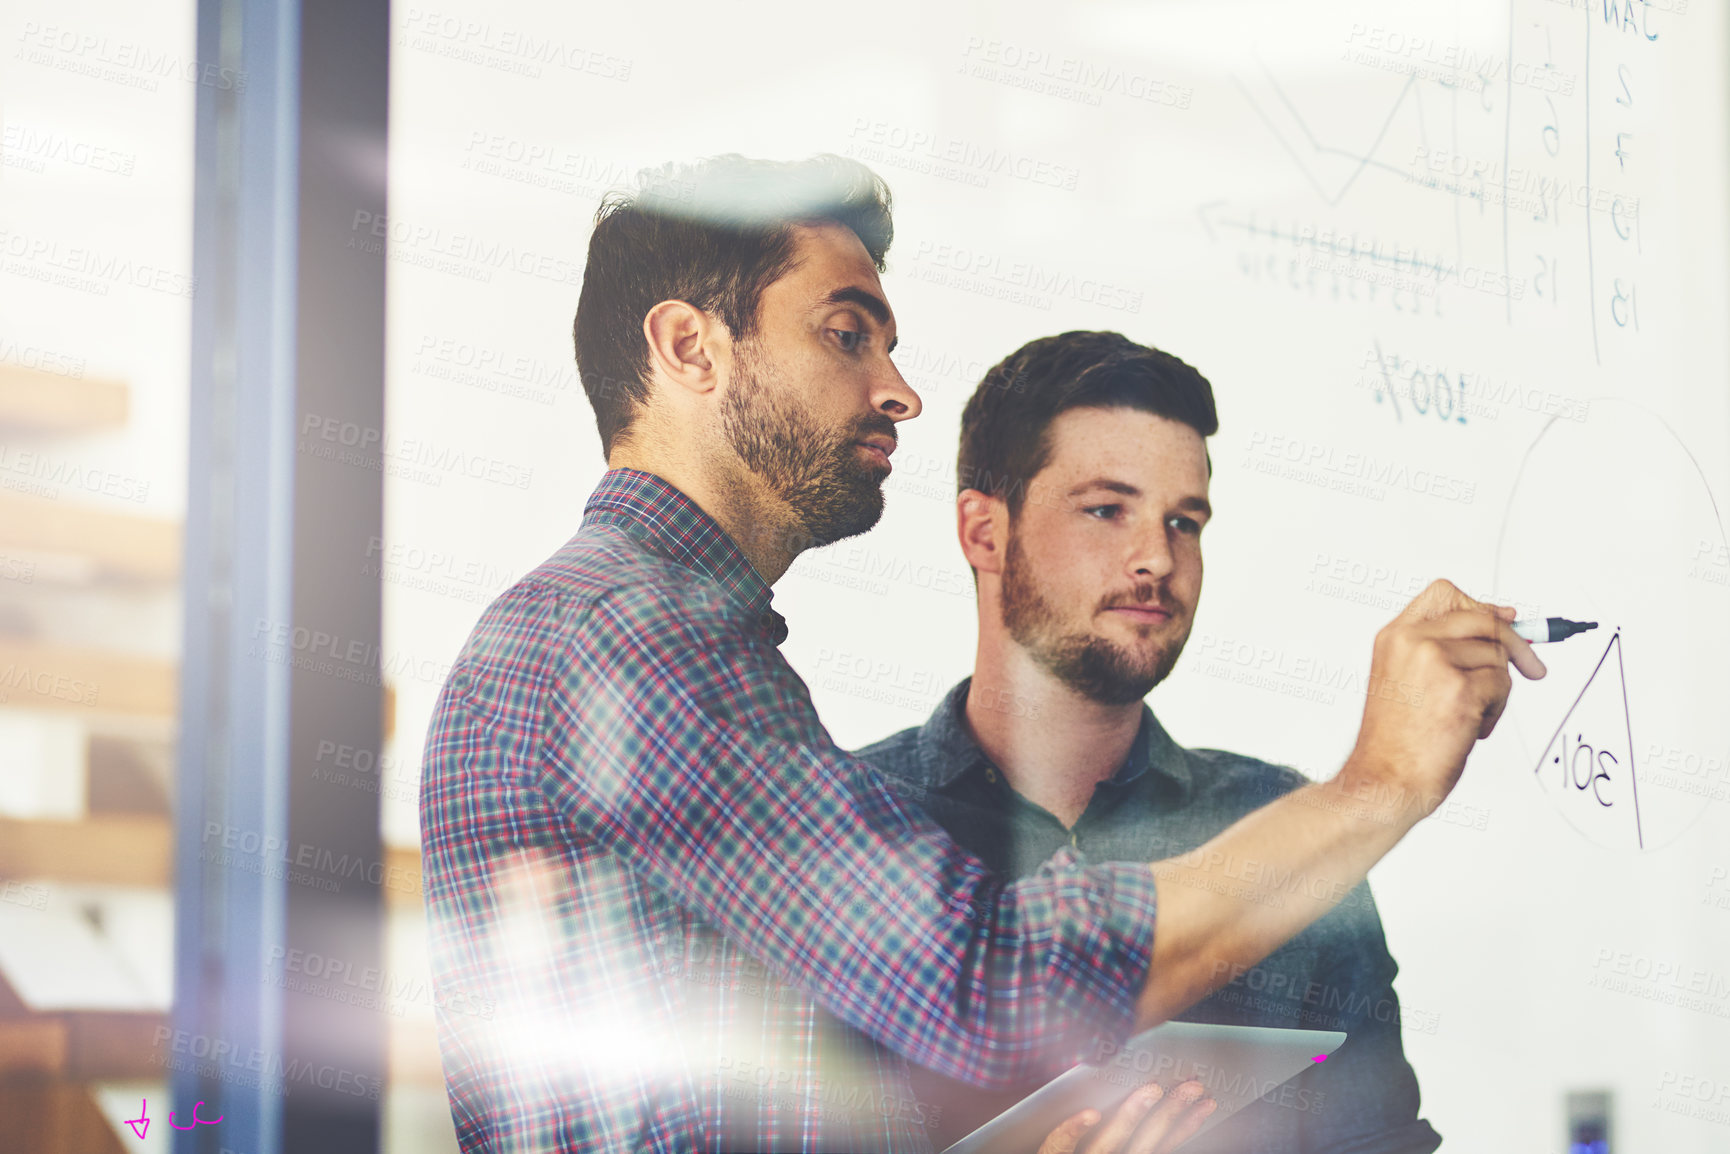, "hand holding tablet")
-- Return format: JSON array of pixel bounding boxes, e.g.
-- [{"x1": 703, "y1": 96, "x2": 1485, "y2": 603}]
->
[
  {"x1": 1036, "y1": 1079, "x2": 1218, "y2": 1154},
  {"x1": 943, "y1": 1022, "x2": 1347, "y2": 1154}
]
